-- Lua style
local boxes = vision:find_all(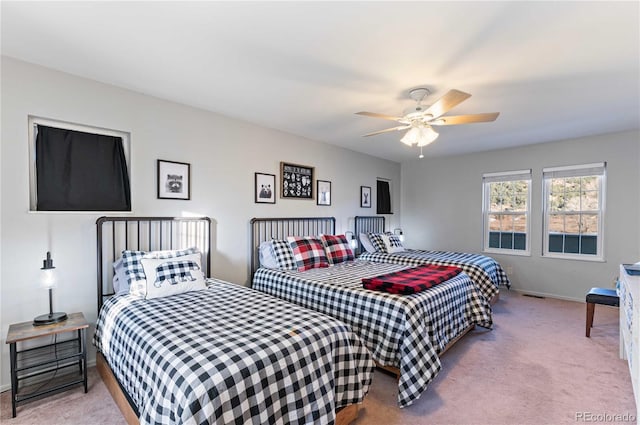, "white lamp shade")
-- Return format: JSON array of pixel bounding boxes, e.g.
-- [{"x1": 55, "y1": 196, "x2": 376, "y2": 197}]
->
[
  {"x1": 400, "y1": 127, "x2": 420, "y2": 146},
  {"x1": 416, "y1": 126, "x2": 439, "y2": 146},
  {"x1": 400, "y1": 126, "x2": 439, "y2": 147},
  {"x1": 41, "y1": 268, "x2": 56, "y2": 289}
]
